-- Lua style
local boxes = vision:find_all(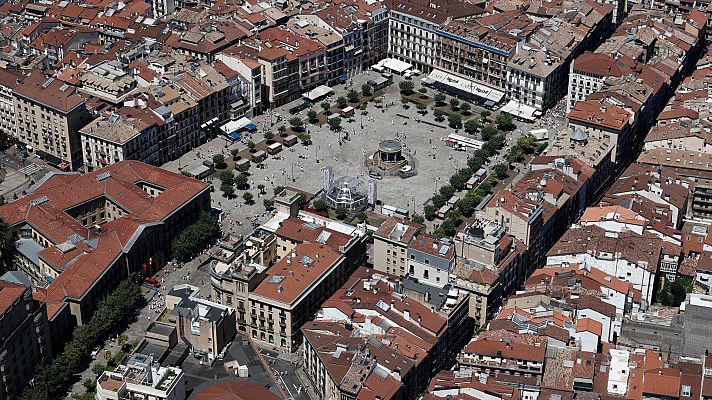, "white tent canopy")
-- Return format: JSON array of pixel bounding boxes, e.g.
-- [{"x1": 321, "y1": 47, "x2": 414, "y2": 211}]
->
[
  {"x1": 302, "y1": 85, "x2": 334, "y2": 101},
  {"x1": 427, "y1": 69, "x2": 505, "y2": 104},
  {"x1": 500, "y1": 100, "x2": 538, "y2": 122},
  {"x1": 220, "y1": 117, "x2": 251, "y2": 134},
  {"x1": 374, "y1": 58, "x2": 412, "y2": 74}
]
